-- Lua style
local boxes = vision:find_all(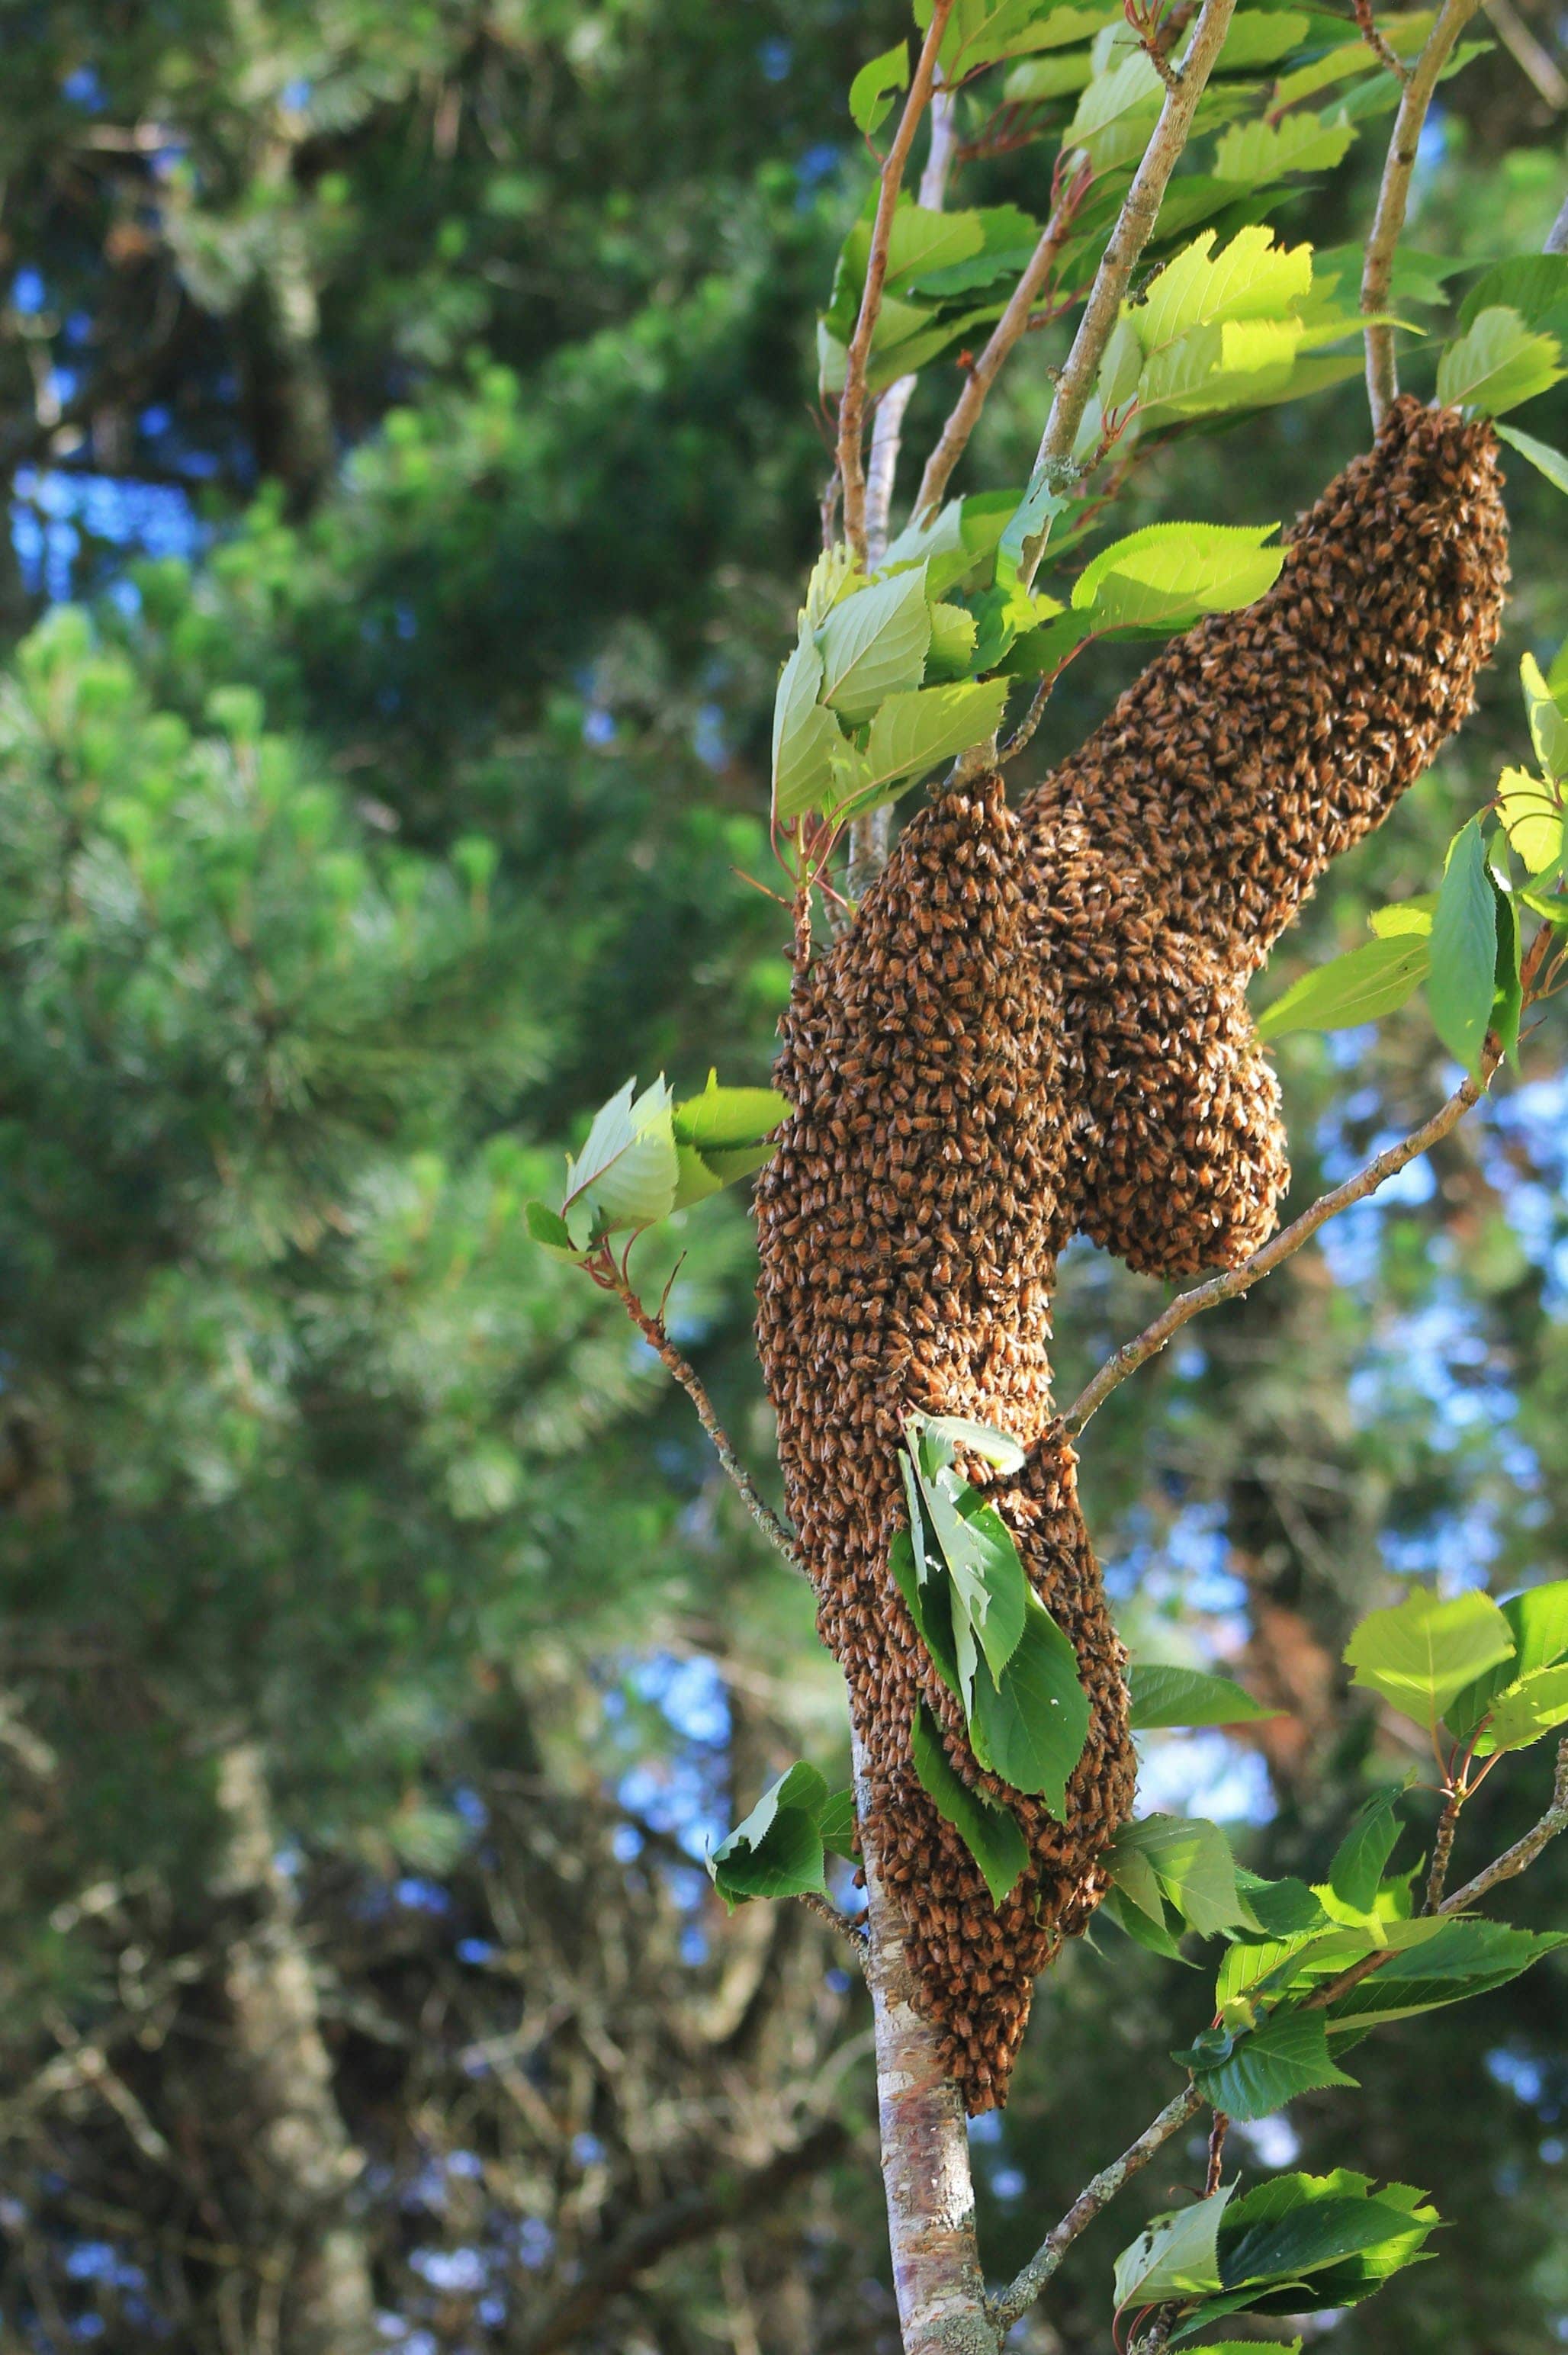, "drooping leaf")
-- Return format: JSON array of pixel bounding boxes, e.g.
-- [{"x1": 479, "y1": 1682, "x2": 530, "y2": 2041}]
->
[
  {"x1": 1191, "y1": 2008, "x2": 1358, "y2": 2120},
  {"x1": 1128, "y1": 1663, "x2": 1277, "y2": 1730},
  {"x1": 968, "y1": 1588, "x2": 1091, "y2": 1817},
  {"x1": 1496, "y1": 421, "x2": 1568, "y2": 497},
  {"x1": 670, "y1": 1075, "x2": 789, "y2": 1204},
  {"x1": 1435, "y1": 305, "x2": 1564, "y2": 417},
  {"x1": 909, "y1": 1425, "x2": 1030, "y2": 1688},
  {"x1": 918, "y1": 1415, "x2": 1027, "y2": 1474},
  {"x1": 1213, "y1": 2171, "x2": 1440, "y2": 2315},
  {"x1": 1065, "y1": 50, "x2": 1165, "y2": 157},
  {"x1": 1521, "y1": 650, "x2": 1568, "y2": 779},
  {"x1": 848, "y1": 39, "x2": 908, "y2": 134},
  {"x1": 1475, "y1": 1663, "x2": 1568, "y2": 1756},
  {"x1": 561, "y1": 1076, "x2": 679, "y2": 1244},
  {"x1": 888, "y1": 1528, "x2": 964, "y2": 1700},
  {"x1": 1102, "y1": 1884, "x2": 1196, "y2": 1961},
  {"x1": 1234, "y1": 1869, "x2": 1329, "y2": 1939},
  {"x1": 708, "y1": 1762, "x2": 832, "y2": 1904},
  {"x1": 772, "y1": 635, "x2": 850, "y2": 821},
  {"x1": 1427, "y1": 818, "x2": 1503, "y2": 1074},
  {"x1": 1071, "y1": 521, "x2": 1283, "y2": 634},
  {"x1": 1345, "y1": 1585, "x2": 1515, "y2": 1732},
  {"x1": 817, "y1": 562, "x2": 932, "y2": 723},
  {"x1": 1328, "y1": 1791, "x2": 1403, "y2": 1913},
  {"x1": 834, "y1": 678, "x2": 1011, "y2": 818},
  {"x1": 879, "y1": 487, "x2": 1017, "y2": 598},
  {"x1": 1221, "y1": 2190, "x2": 1431, "y2": 2289},
  {"x1": 1256, "y1": 931, "x2": 1431, "y2": 1039},
  {"x1": 1113, "y1": 2183, "x2": 1232, "y2": 2310},
  {"x1": 910, "y1": 1701, "x2": 1030, "y2": 1907}
]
